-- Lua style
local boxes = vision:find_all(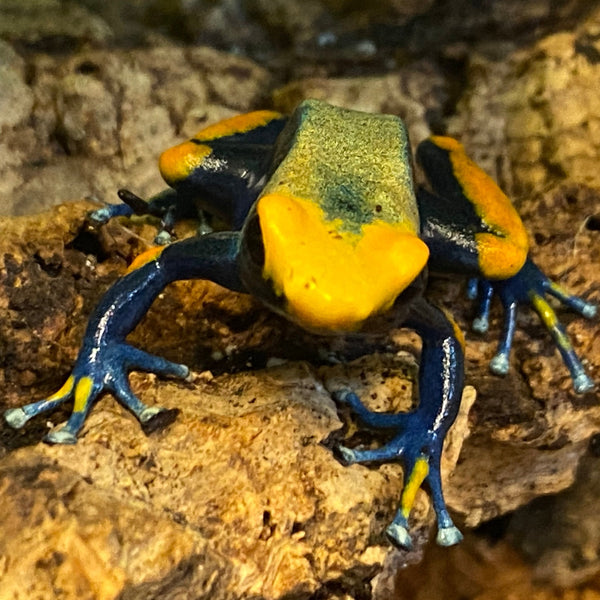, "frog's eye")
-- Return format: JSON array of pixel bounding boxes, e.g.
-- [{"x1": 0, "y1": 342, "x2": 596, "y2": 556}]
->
[{"x1": 256, "y1": 193, "x2": 429, "y2": 332}]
